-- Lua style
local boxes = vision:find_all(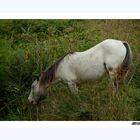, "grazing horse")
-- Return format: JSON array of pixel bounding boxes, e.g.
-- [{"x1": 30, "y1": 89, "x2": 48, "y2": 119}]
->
[{"x1": 28, "y1": 39, "x2": 132, "y2": 104}]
